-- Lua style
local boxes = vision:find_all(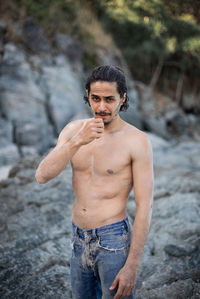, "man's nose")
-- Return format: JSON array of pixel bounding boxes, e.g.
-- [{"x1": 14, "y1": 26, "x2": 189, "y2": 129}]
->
[{"x1": 99, "y1": 101, "x2": 106, "y2": 110}]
